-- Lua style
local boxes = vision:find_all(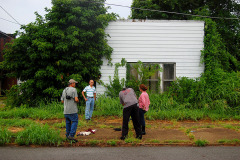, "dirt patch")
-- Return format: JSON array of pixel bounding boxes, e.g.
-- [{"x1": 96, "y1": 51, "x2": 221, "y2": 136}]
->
[
  {"x1": 36, "y1": 118, "x2": 65, "y2": 124},
  {"x1": 144, "y1": 129, "x2": 189, "y2": 141},
  {"x1": 8, "y1": 127, "x2": 24, "y2": 133},
  {"x1": 193, "y1": 128, "x2": 240, "y2": 143},
  {"x1": 76, "y1": 128, "x2": 121, "y2": 140}
]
